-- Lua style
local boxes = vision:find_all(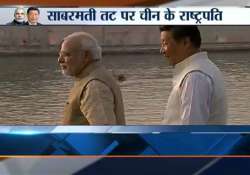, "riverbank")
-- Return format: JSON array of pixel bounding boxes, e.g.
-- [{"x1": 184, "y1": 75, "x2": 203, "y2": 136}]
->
[{"x1": 1, "y1": 42, "x2": 250, "y2": 56}]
